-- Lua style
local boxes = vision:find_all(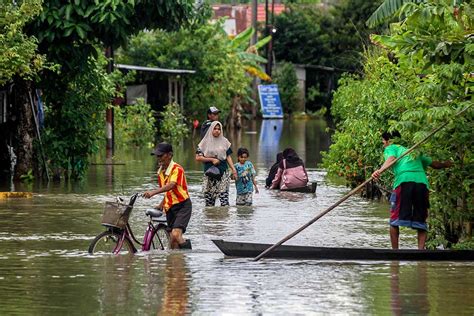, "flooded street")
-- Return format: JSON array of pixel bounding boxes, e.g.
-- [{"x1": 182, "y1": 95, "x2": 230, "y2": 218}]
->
[{"x1": 1, "y1": 119, "x2": 473, "y2": 314}]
